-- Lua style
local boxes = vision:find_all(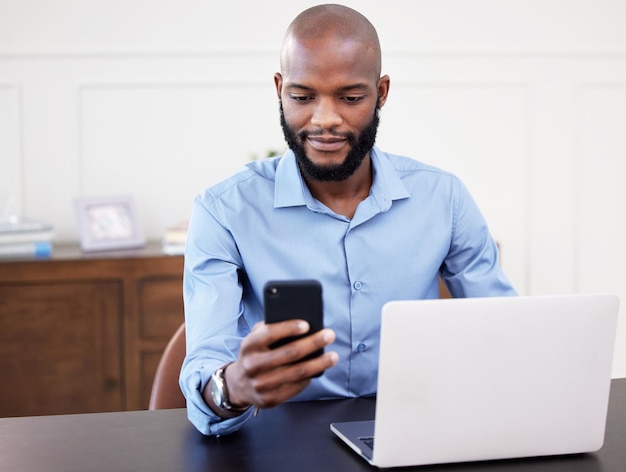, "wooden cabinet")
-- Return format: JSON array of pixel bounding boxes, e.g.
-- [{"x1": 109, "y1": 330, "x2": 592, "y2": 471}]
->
[{"x1": 0, "y1": 243, "x2": 184, "y2": 417}]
